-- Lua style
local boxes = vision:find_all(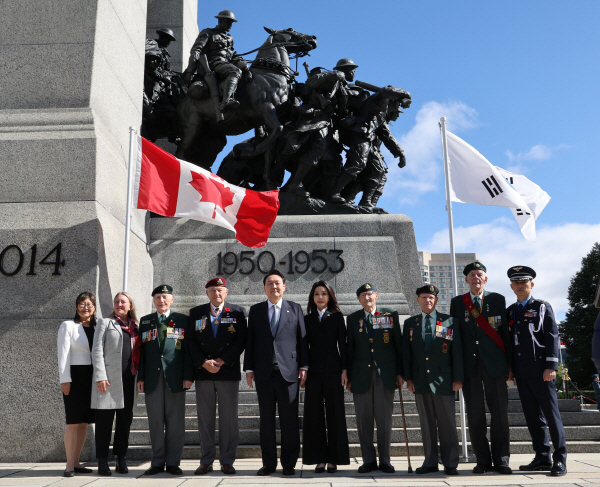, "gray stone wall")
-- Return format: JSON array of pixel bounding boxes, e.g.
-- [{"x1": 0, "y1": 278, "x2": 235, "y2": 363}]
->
[{"x1": 150, "y1": 214, "x2": 423, "y2": 319}]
